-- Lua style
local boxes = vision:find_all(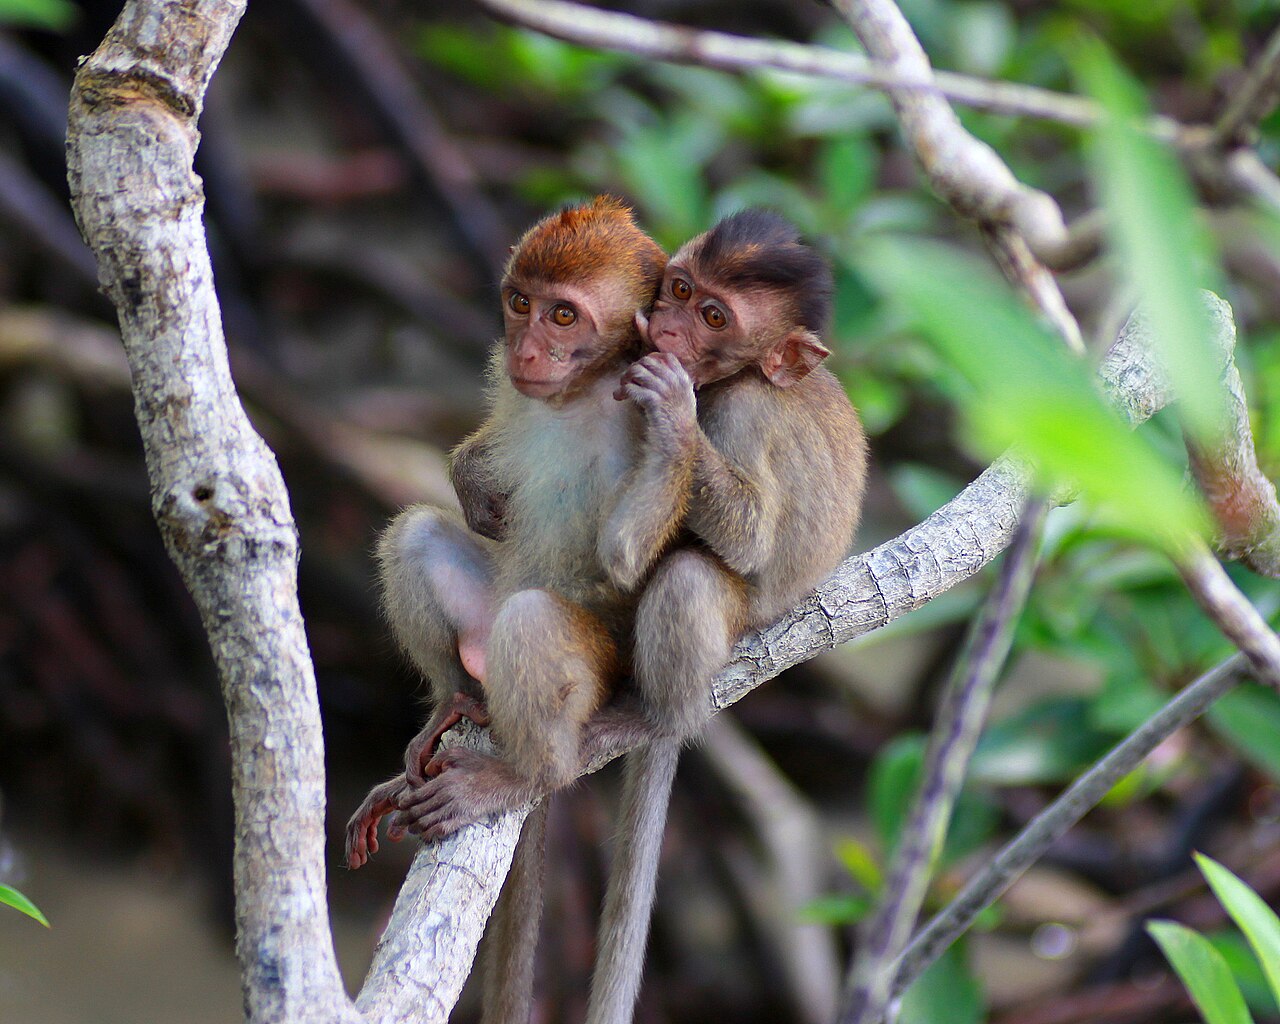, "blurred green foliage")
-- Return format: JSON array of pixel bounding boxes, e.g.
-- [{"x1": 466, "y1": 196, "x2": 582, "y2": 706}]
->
[
  {"x1": 415, "y1": 4, "x2": 1280, "y2": 1010},
  {"x1": 0, "y1": 0, "x2": 75, "y2": 30}
]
